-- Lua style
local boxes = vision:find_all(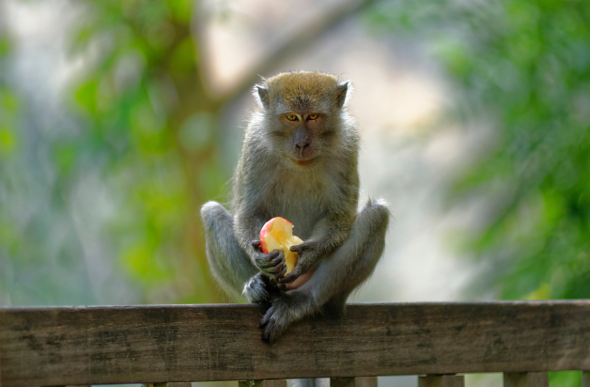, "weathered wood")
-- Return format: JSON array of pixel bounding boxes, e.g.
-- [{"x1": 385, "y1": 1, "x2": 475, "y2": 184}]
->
[
  {"x1": 355, "y1": 377, "x2": 378, "y2": 387},
  {"x1": 148, "y1": 382, "x2": 191, "y2": 387},
  {"x1": 328, "y1": 376, "x2": 379, "y2": 387},
  {"x1": 418, "y1": 375, "x2": 464, "y2": 387},
  {"x1": 263, "y1": 380, "x2": 288, "y2": 387},
  {"x1": 1, "y1": 301, "x2": 590, "y2": 386},
  {"x1": 239, "y1": 381, "x2": 261, "y2": 387},
  {"x1": 331, "y1": 377, "x2": 355, "y2": 387},
  {"x1": 239, "y1": 380, "x2": 286, "y2": 387},
  {"x1": 503, "y1": 372, "x2": 548, "y2": 387},
  {"x1": 584, "y1": 371, "x2": 590, "y2": 387}
]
